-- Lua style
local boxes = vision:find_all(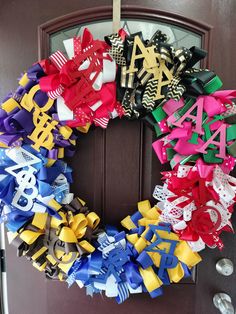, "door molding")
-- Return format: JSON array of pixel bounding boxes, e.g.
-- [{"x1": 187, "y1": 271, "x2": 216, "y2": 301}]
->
[{"x1": 38, "y1": 4, "x2": 212, "y2": 67}]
